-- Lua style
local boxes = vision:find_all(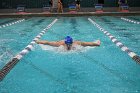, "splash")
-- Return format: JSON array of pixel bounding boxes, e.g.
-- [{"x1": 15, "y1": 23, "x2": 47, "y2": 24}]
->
[
  {"x1": 0, "y1": 39, "x2": 15, "y2": 42},
  {"x1": 39, "y1": 44, "x2": 95, "y2": 54},
  {"x1": 0, "y1": 50, "x2": 14, "y2": 68}
]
